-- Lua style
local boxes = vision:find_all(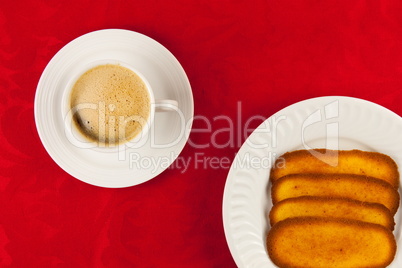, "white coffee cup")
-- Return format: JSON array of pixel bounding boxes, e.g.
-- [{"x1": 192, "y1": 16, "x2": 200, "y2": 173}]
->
[{"x1": 61, "y1": 59, "x2": 178, "y2": 153}]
